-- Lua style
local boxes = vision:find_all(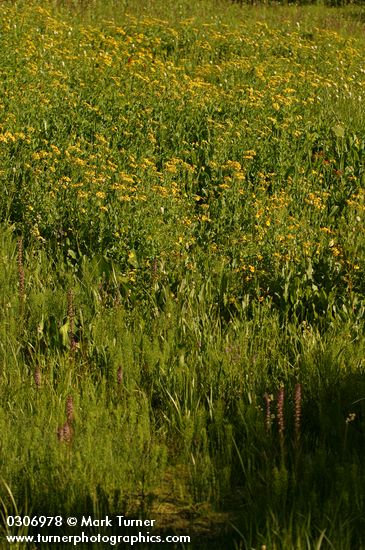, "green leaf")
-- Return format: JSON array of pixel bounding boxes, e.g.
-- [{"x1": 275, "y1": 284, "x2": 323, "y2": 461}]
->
[
  {"x1": 332, "y1": 125, "x2": 345, "y2": 138},
  {"x1": 60, "y1": 322, "x2": 70, "y2": 347}
]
